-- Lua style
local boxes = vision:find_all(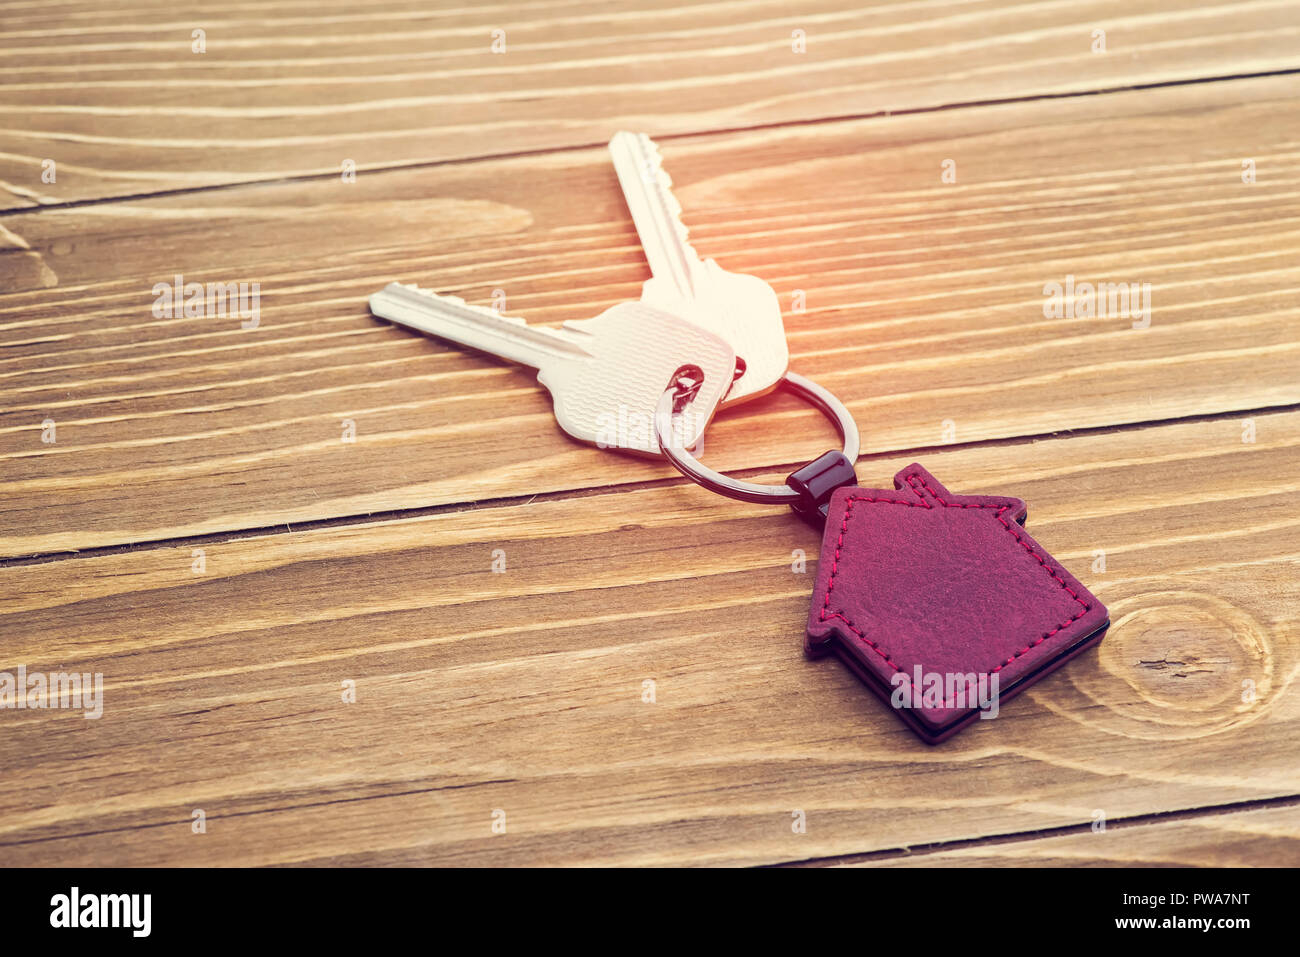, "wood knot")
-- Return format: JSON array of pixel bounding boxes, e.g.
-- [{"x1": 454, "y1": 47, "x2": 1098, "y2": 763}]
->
[{"x1": 1039, "y1": 591, "x2": 1278, "y2": 741}]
